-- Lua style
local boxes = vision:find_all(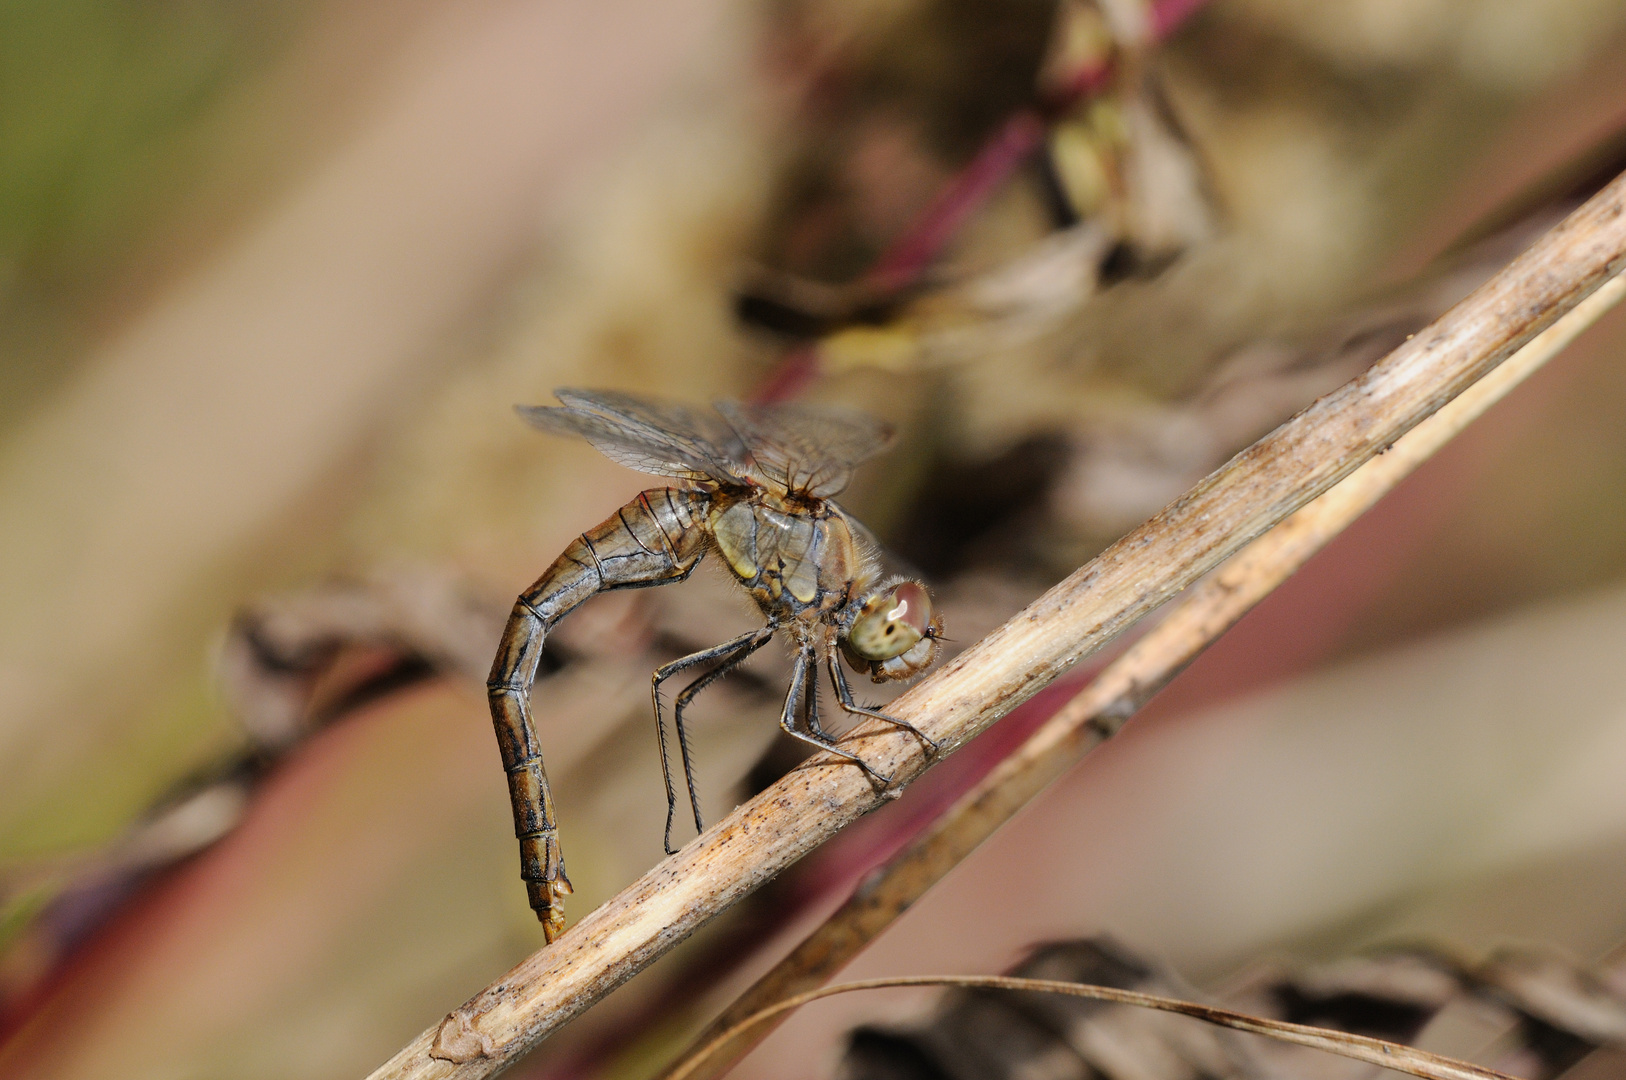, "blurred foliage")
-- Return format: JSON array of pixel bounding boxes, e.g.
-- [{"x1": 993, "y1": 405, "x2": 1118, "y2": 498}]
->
[
  {"x1": 5, "y1": 0, "x2": 1626, "y2": 1076},
  {"x1": 0, "y1": 0, "x2": 300, "y2": 425}
]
